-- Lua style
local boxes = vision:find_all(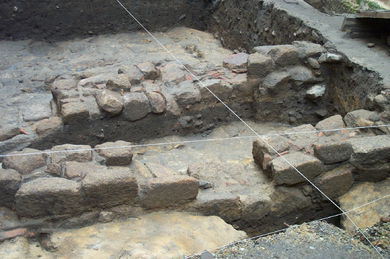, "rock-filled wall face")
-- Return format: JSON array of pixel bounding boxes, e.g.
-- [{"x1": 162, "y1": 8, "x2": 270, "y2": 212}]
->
[
  {"x1": 0, "y1": 0, "x2": 210, "y2": 40},
  {"x1": 208, "y1": 0, "x2": 383, "y2": 116}
]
